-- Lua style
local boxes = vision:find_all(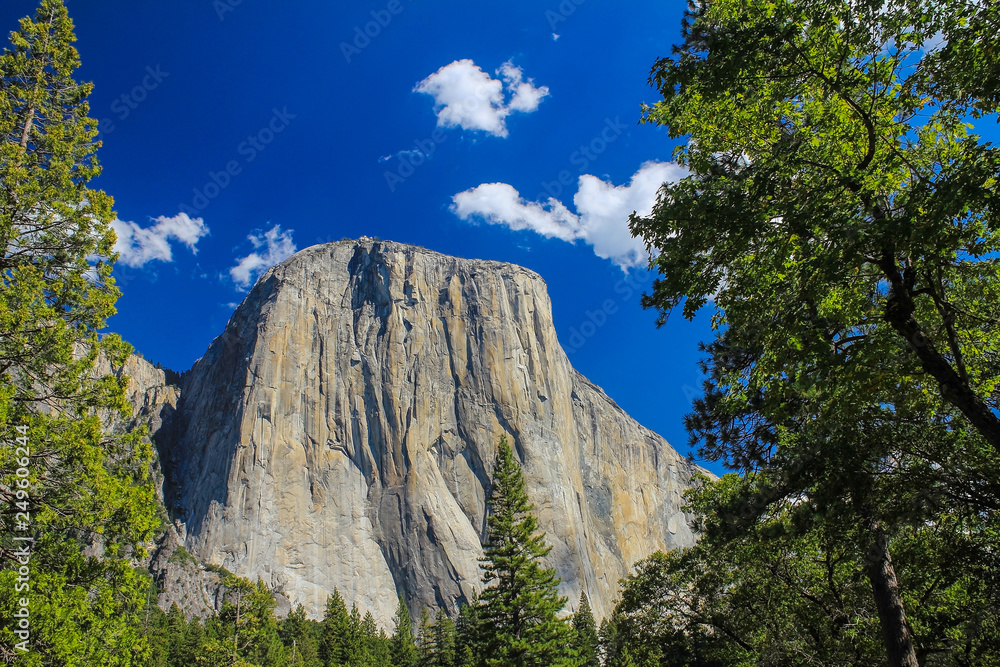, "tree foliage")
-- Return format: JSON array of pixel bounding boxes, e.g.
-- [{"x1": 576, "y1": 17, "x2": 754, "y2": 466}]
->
[
  {"x1": 320, "y1": 589, "x2": 352, "y2": 666},
  {"x1": 628, "y1": 0, "x2": 1000, "y2": 664},
  {"x1": 633, "y1": 0, "x2": 1000, "y2": 497},
  {"x1": 612, "y1": 474, "x2": 999, "y2": 665},
  {"x1": 197, "y1": 574, "x2": 287, "y2": 666},
  {"x1": 391, "y1": 595, "x2": 418, "y2": 667},
  {"x1": 572, "y1": 593, "x2": 600, "y2": 667},
  {"x1": 0, "y1": 1, "x2": 159, "y2": 662},
  {"x1": 475, "y1": 436, "x2": 577, "y2": 666},
  {"x1": 281, "y1": 605, "x2": 322, "y2": 667}
]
